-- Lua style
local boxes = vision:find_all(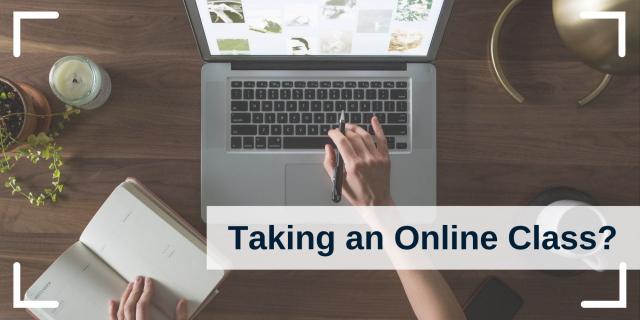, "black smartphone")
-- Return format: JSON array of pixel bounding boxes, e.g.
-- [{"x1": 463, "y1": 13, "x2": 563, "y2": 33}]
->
[{"x1": 464, "y1": 277, "x2": 523, "y2": 320}]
